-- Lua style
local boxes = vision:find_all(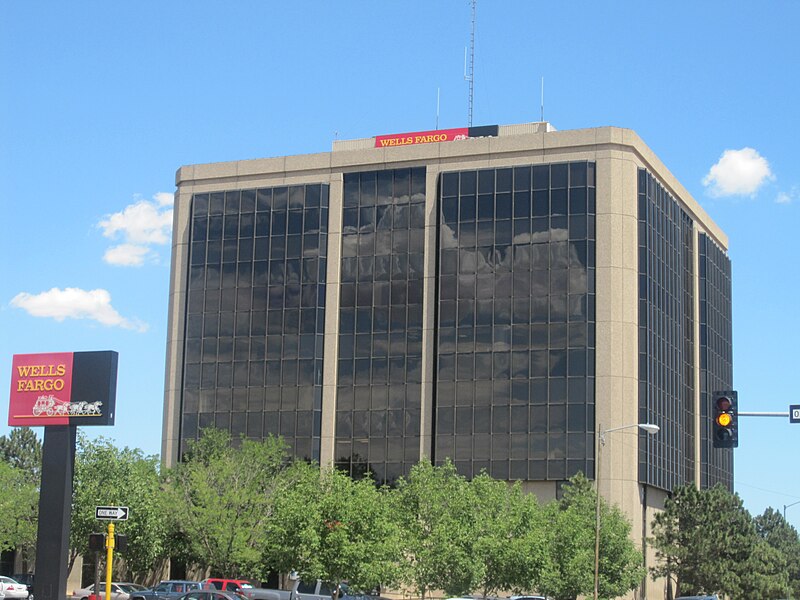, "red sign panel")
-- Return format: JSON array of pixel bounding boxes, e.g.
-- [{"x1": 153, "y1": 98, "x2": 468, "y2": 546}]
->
[
  {"x1": 375, "y1": 127, "x2": 470, "y2": 148},
  {"x1": 9, "y1": 353, "x2": 75, "y2": 426},
  {"x1": 8, "y1": 351, "x2": 118, "y2": 427}
]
